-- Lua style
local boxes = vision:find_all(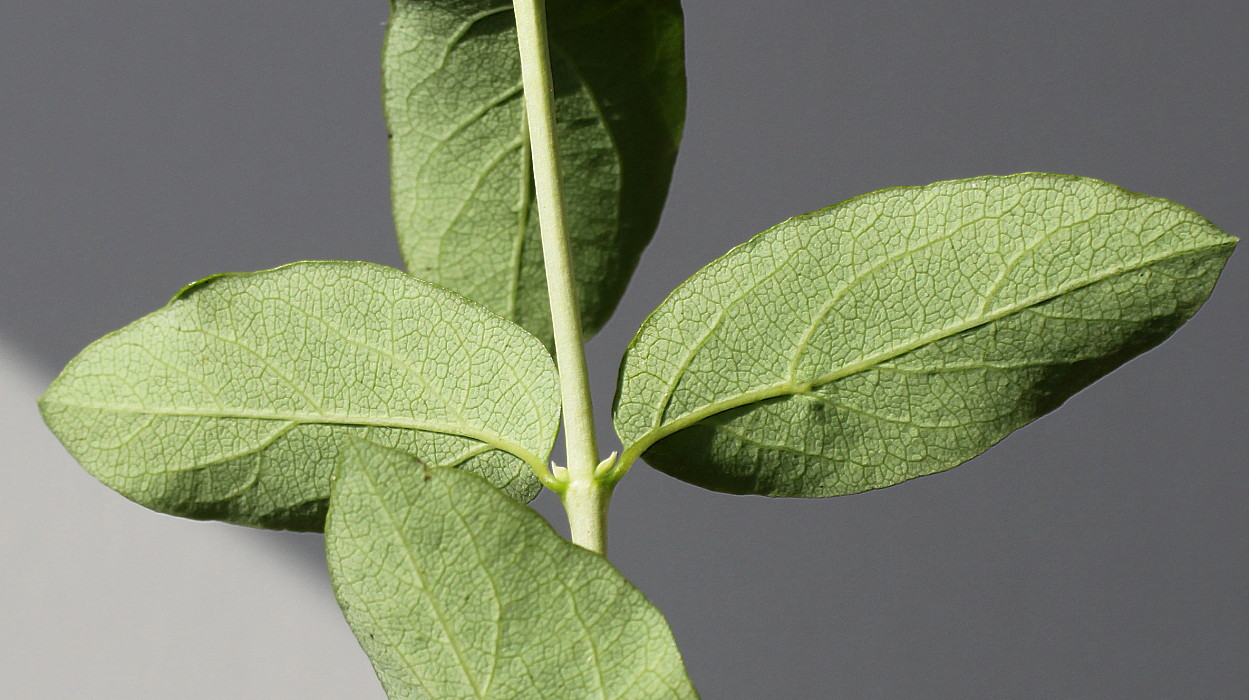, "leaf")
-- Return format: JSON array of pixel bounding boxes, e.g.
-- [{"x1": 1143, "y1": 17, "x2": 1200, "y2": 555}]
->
[
  {"x1": 39, "y1": 261, "x2": 559, "y2": 531},
  {"x1": 613, "y1": 174, "x2": 1237, "y2": 497},
  {"x1": 326, "y1": 441, "x2": 699, "y2": 700},
  {"x1": 385, "y1": 0, "x2": 685, "y2": 347}
]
